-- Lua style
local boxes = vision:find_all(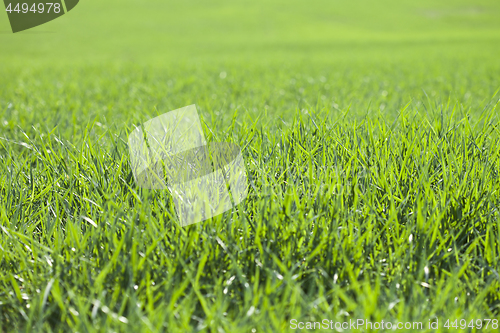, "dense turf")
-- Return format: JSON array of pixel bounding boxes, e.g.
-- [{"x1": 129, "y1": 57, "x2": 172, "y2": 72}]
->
[{"x1": 1, "y1": 0, "x2": 500, "y2": 332}]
